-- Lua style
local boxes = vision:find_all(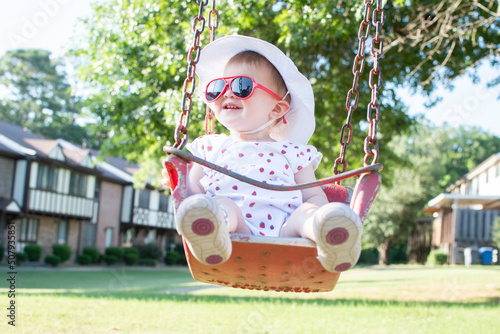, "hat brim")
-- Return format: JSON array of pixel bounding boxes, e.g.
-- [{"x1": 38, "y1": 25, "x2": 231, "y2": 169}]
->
[{"x1": 196, "y1": 35, "x2": 315, "y2": 145}]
